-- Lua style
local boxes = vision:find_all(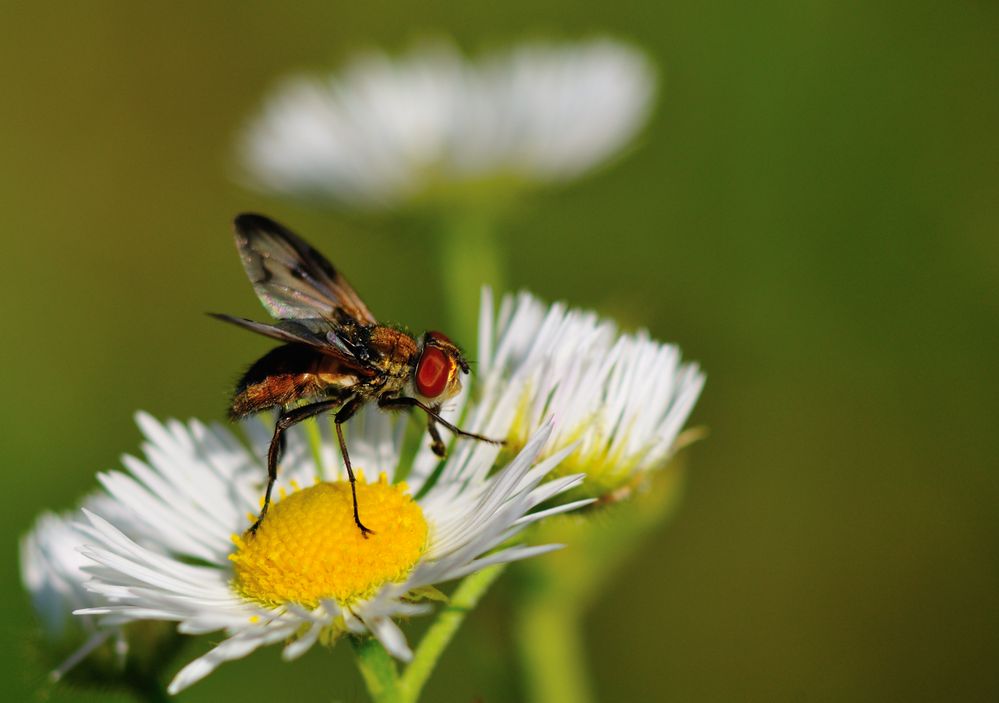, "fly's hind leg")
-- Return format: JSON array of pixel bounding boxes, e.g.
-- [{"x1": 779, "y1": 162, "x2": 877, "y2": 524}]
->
[
  {"x1": 247, "y1": 399, "x2": 342, "y2": 535},
  {"x1": 333, "y1": 396, "x2": 374, "y2": 538}
]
